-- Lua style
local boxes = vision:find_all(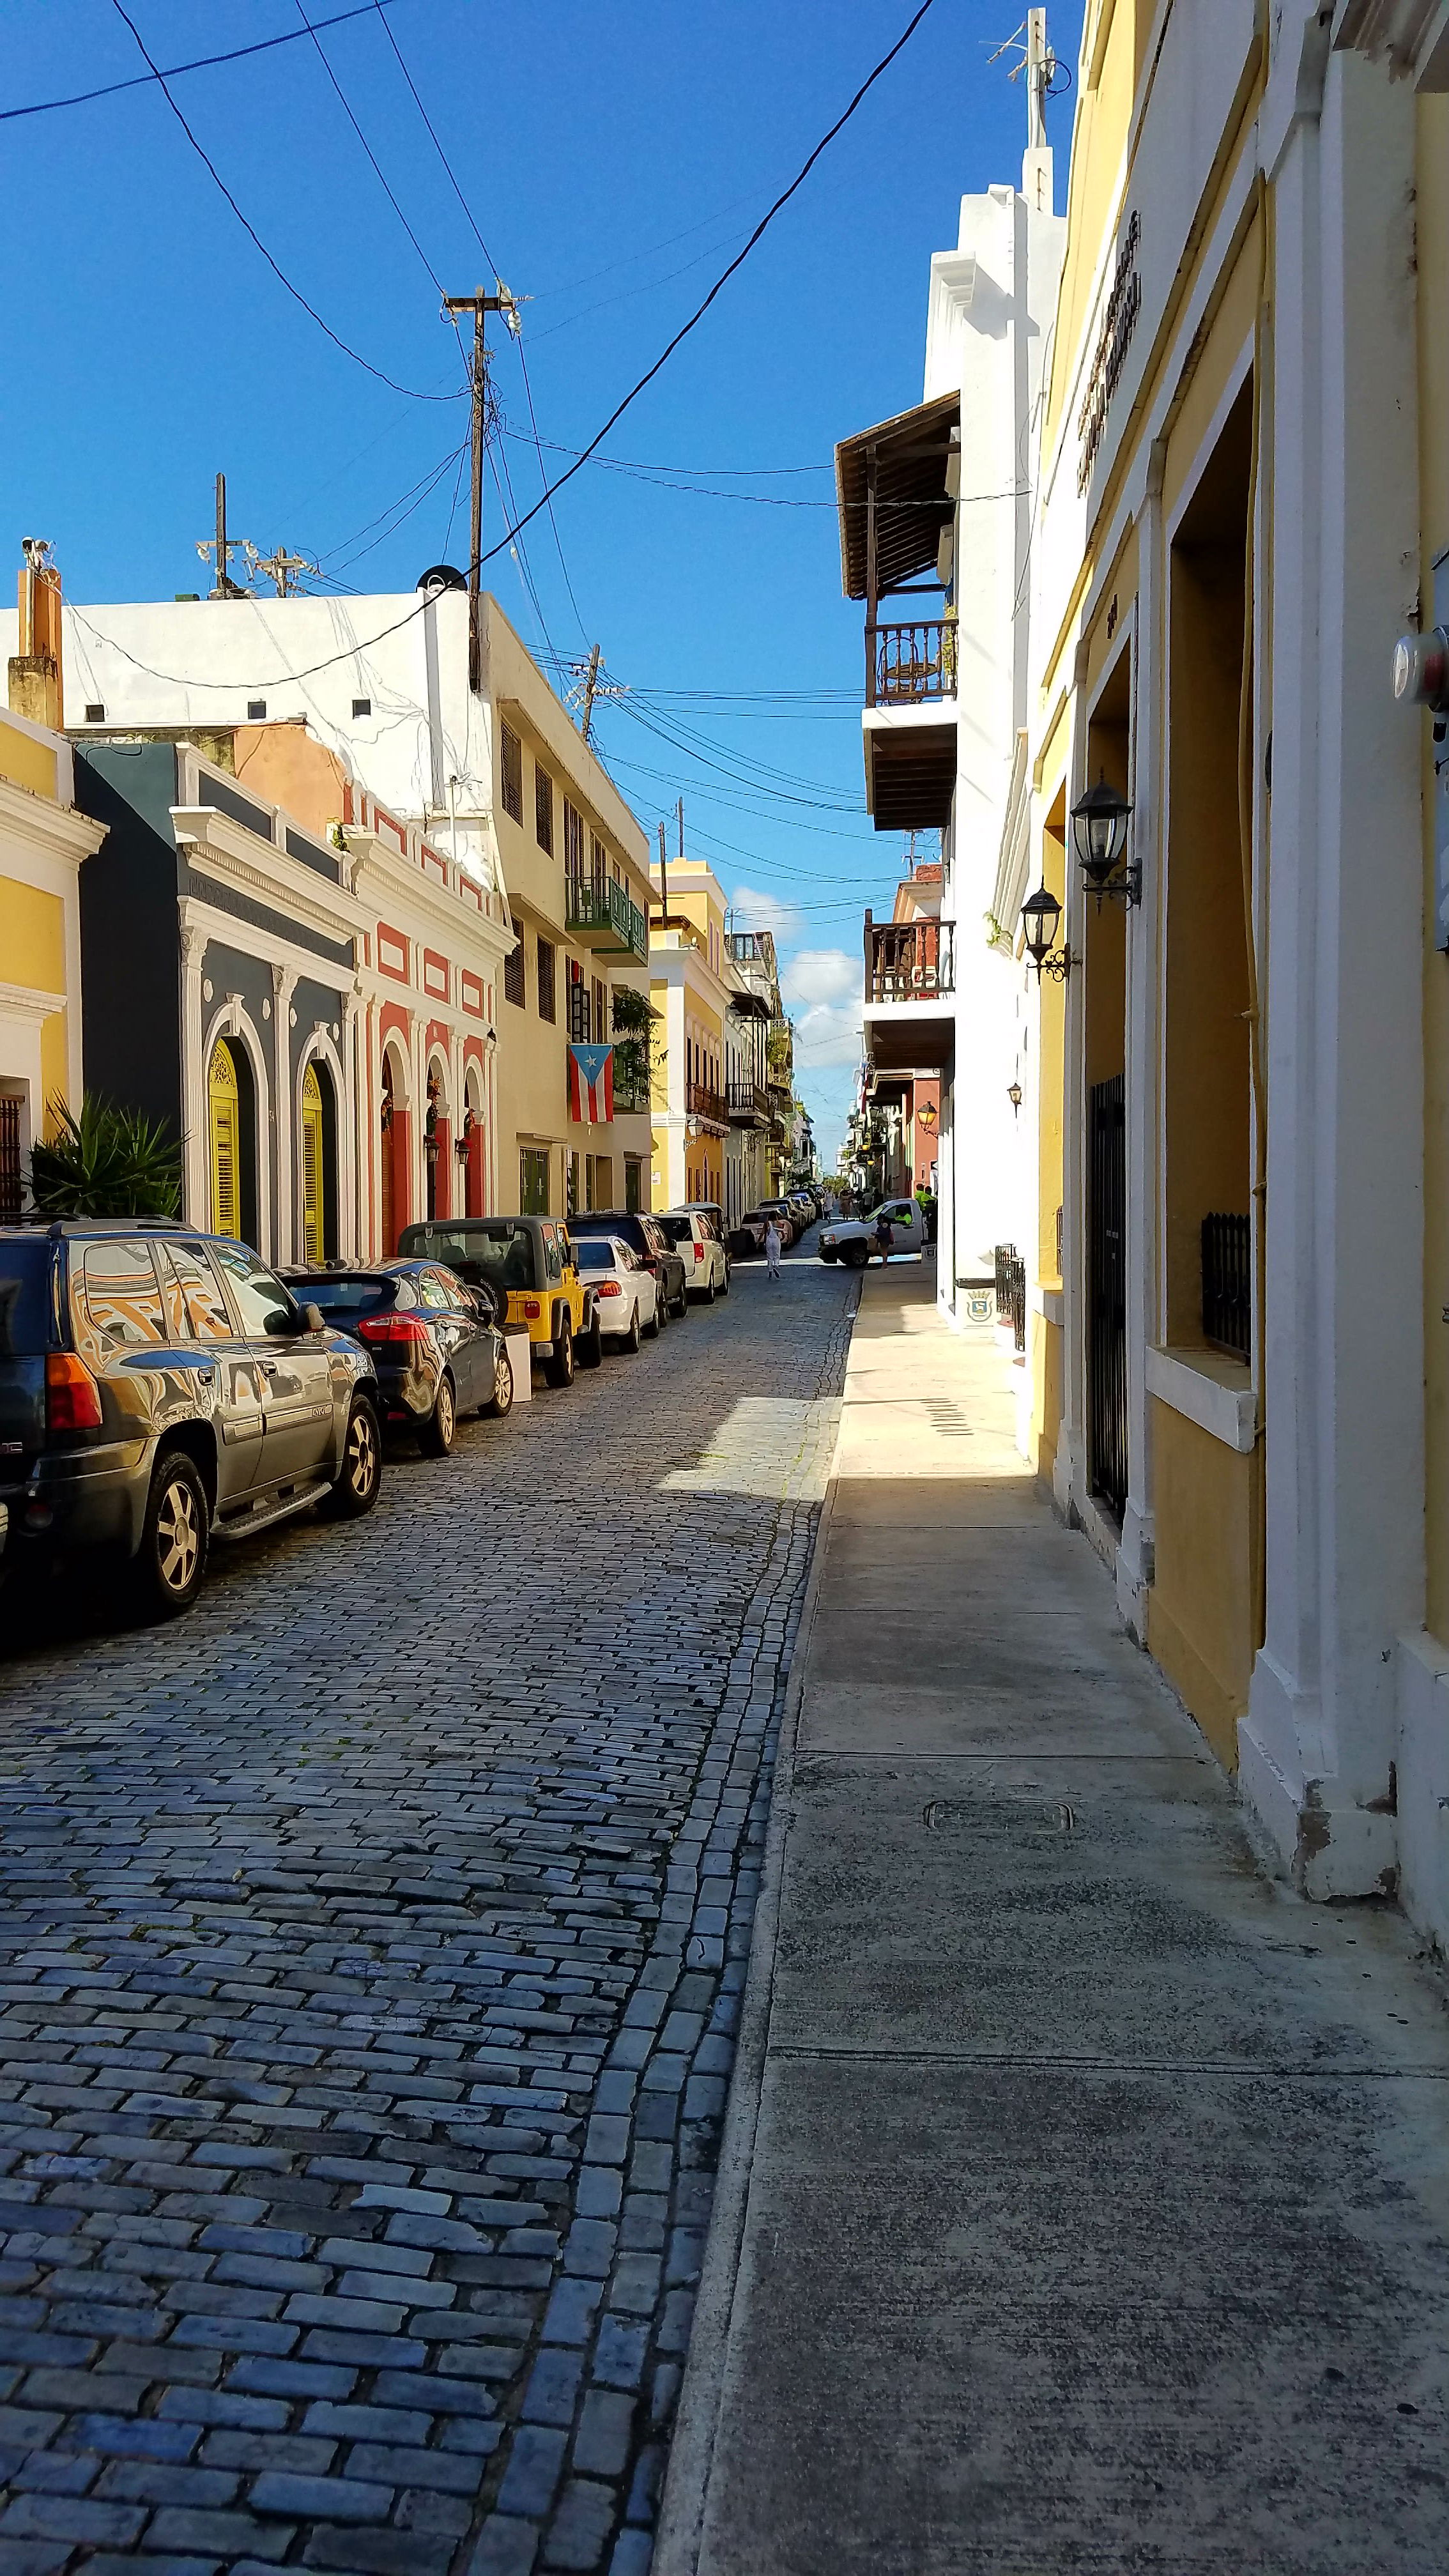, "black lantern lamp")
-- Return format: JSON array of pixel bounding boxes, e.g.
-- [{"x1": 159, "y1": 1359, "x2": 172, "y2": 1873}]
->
[
  {"x1": 1071, "y1": 774, "x2": 1138, "y2": 904},
  {"x1": 1007, "y1": 1080, "x2": 1023, "y2": 1118},
  {"x1": 1020, "y1": 884, "x2": 1072, "y2": 981}
]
